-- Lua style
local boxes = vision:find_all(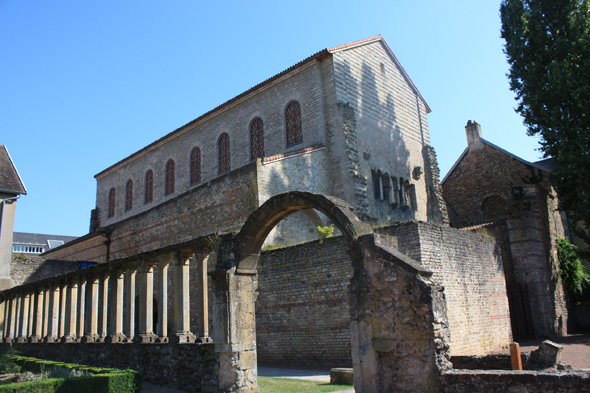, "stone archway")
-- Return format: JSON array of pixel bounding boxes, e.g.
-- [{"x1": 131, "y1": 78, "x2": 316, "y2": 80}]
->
[
  {"x1": 236, "y1": 191, "x2": 372, "y2": 271},
  {"x1": 211, "y1": 192, "x2": 451, "y2": 393}
]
